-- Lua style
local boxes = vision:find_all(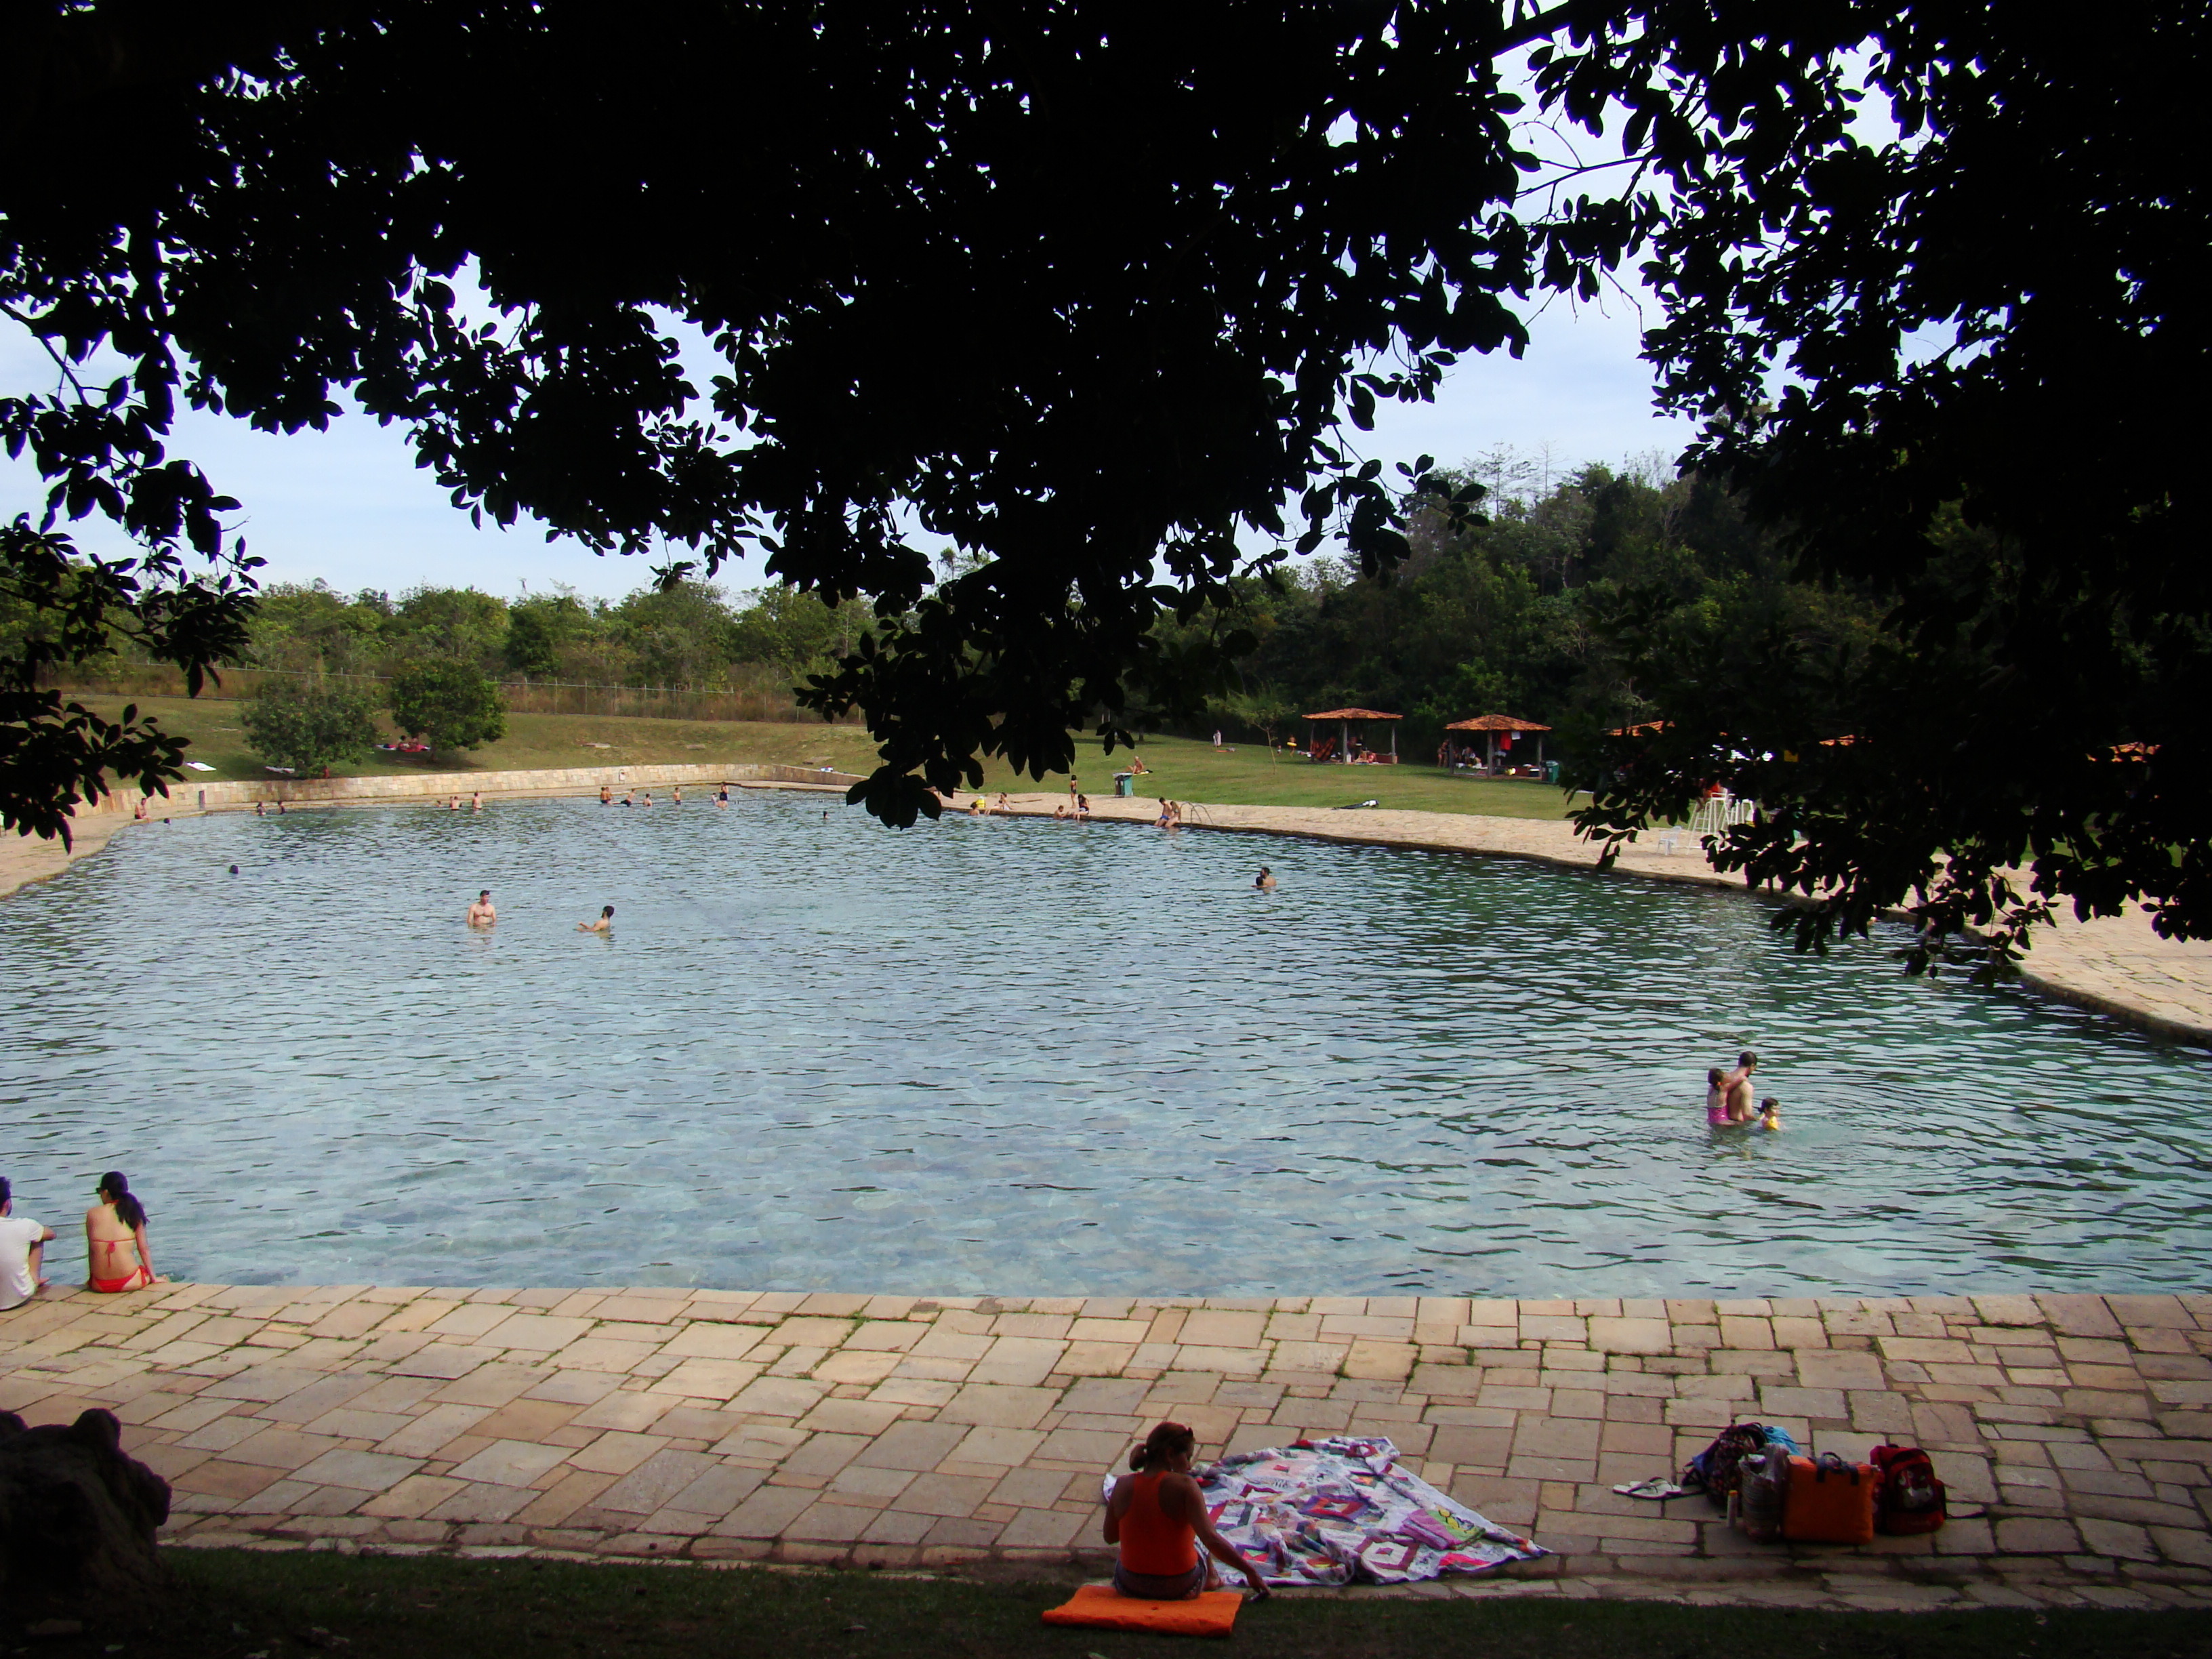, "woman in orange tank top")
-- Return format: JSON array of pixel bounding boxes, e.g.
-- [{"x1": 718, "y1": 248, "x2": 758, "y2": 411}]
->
[{"x1": 1103, "y1": 1422, "x2": 1269, "y2": 1600}]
